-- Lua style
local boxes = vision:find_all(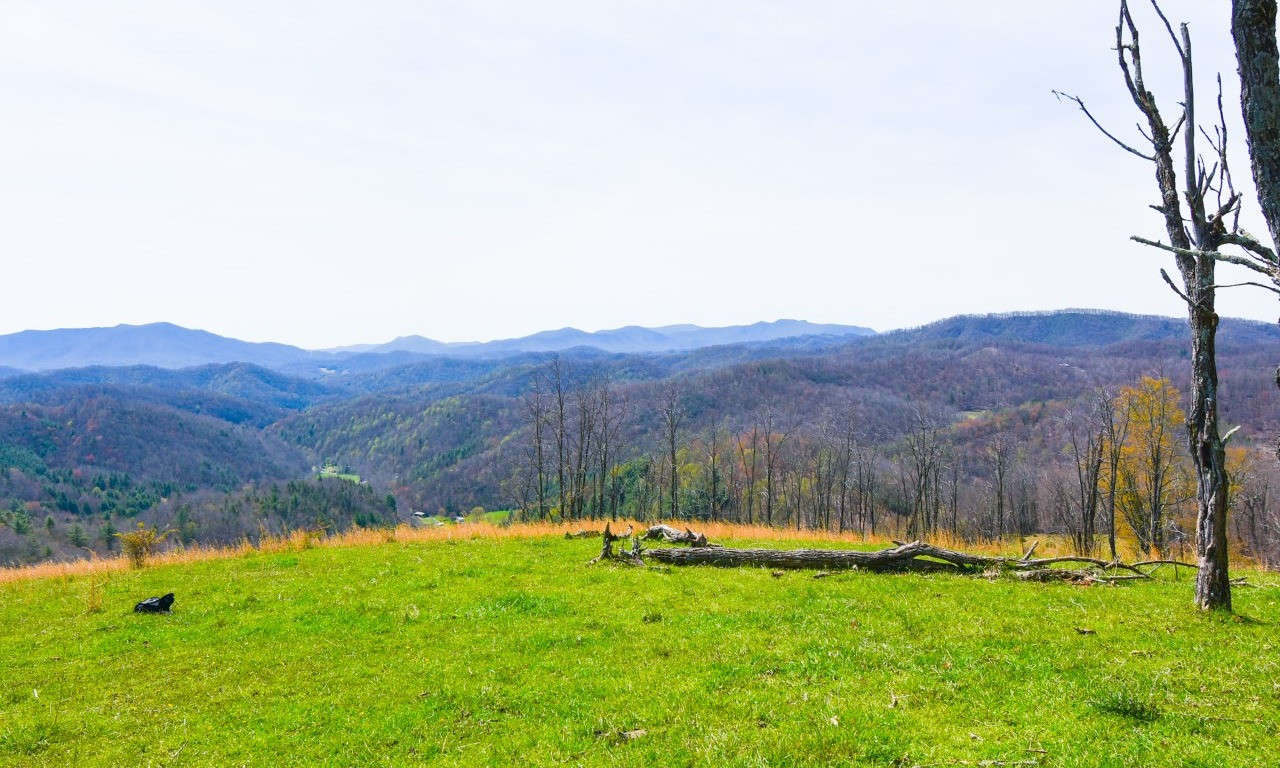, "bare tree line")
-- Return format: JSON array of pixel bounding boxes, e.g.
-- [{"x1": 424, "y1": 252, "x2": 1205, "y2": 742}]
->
[{"x1": 510, "y1": 360, "x2": 1280, "y2": 567}]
